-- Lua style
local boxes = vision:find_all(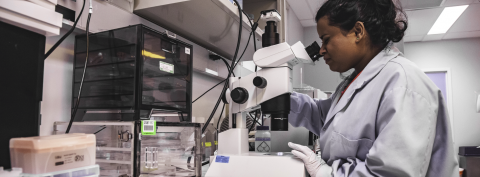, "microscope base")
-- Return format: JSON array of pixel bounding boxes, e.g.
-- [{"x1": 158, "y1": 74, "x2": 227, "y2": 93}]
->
[
  {"x1": 218, "y1": 128, "x2": 249, "y2": 155},
  {"x1": 205, "y1": 152, "x2": 306, "y2": 177}
]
